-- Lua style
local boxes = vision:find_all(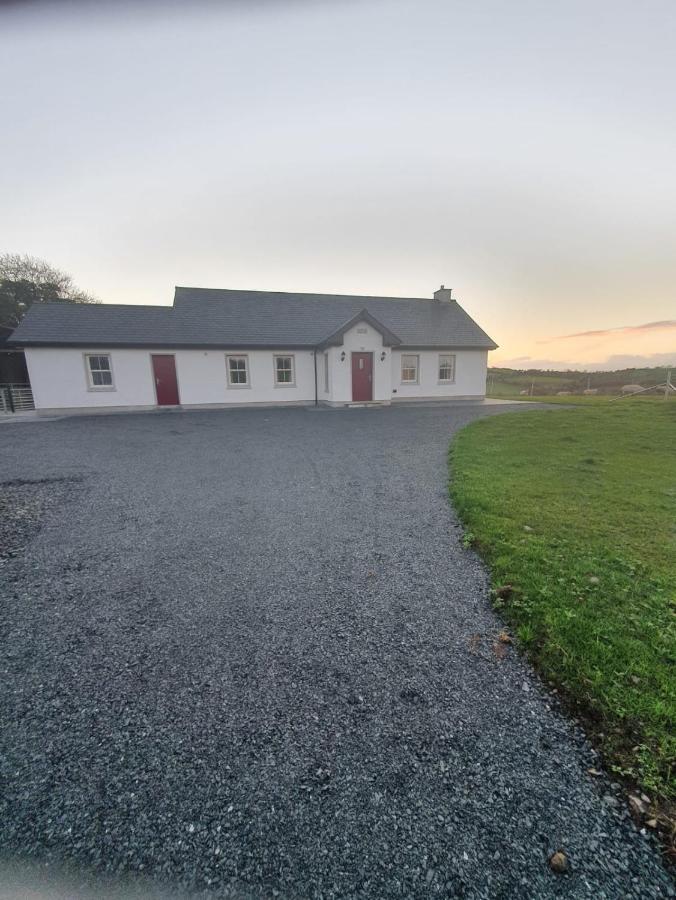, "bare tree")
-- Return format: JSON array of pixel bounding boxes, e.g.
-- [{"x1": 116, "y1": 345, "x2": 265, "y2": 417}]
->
[{"x1": 0, "y1": 253, "x2": 99, "y2": 327}]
